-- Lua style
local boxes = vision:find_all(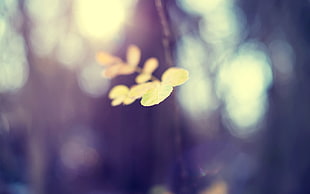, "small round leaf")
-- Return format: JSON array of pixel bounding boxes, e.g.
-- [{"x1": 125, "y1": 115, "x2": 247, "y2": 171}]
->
[
  {"x1": 135, "y1": 73, "x2": 152, "y2": 84},
  {"x1": 111, "y1": 97, "x2": 126, "y2": 106},
  {"x1": 129, "y1": 82, "x2": 157, "y2": 99},
  {"x1": 162, "y1": 67, "x2": 189, "y2": 86},
  {"x1": 143, "y1": 58, "x2": 158, "y2": 73},
  {"x1": 141, "y1": 84, "x2": 173, "y2": 106},
  {"x1": 96, "y1": 52, "x2": 121, "y2": 65},
  {"x1": 123, "y1": 97, "x2": 135, "y2": 105},
  {"x1": 102, "y1": 64, "x2": 123, "y2": 78},
  {"x1": 126, "y1": 44, "x2": 141, "y2": 67},
  {"x1": 118, "y1": 65, "x2": 136, "y2": 75},
  {"x1": 109, "y1": 85, "x2": 129, "y2": 99}
]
